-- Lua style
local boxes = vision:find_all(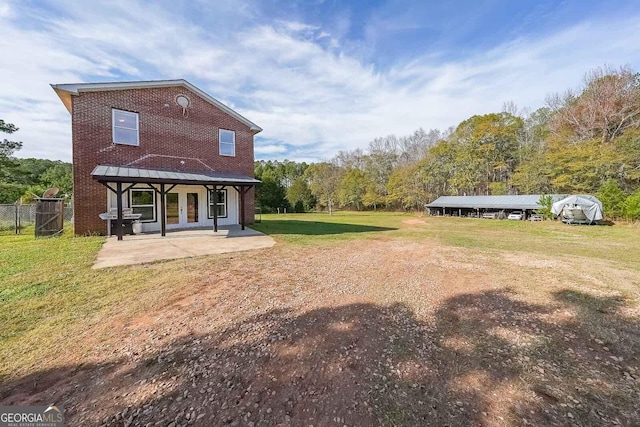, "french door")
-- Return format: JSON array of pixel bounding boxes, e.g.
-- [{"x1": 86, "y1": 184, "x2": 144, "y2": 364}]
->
[{"x1": 166, "y1": 192, "x2": 199, "y2": 227}]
